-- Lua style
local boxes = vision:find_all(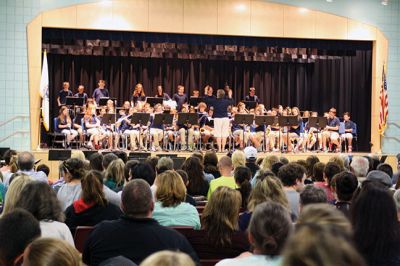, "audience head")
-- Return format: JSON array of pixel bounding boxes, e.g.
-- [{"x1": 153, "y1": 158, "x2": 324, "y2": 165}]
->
[
  {"x1": 271, "y1": 161, "x2": 284, "y2": 176},
  {"x1": 217, "y1": 156, "x2": 233, "y2": 176},
  {"x1": 145, "y1": 156, "x2": 159, "y2": 173},
  {"x1": 324, "y1": 161, "x2": 342, "y2": 186},
  {"x1": 248, "y1": 172, "x2": 289, "y2": 211},
  {"x1": 71, "y1": 150, "x2": 86, "y2": 162},
  {"x1": 140, "y1": 251, "x2": 195, "y2": 266},
  {"x1": 3, "y1": 149, "x2": 17, "y2": 166},
  {"x1": 23, "y1": 238, "x2": 82, "y2": 266},
  {"x1": 36, "y1": 164, "x2": 50, "y2": 177},
  {"x1": 366, "y1": 170, "x2": 392, "y2": 188},
  {"x1": 244, "y1": 146, "x2": 257, "y2": 163},
  {"x1": 333, "y1": 171, "x2": 358, "y2": 202},
  {"x1": 280, "y1": 156, "x2": 289, "y2": 165},
  {"x1": 81, "y1": 170, "x2": 107, "y2": 207},
  {"x1": 62, "y1": 158, "x2": 87, "y2": 181},
  {"x1": 234, "y1": 166, "x2": 252, "y2": 209},
  {"x1": 231, "y1": 150, "x2": 246, "y2": 169},
  {"x1": 278, "y1": 163, "x2": 306, "y2": 188},
  {"x1": 102, "y1": 153, "x2": 118, "y2": 170},
  {"x1": 191, "y1": 152, "x2": 204, "y2": 163},
  {"x1": 351, "y1": 181, "x2": 400, "y2": 260},
  {"x1": 182, "y1": 156, "x2": 205, "y2": 194},
  {"x1": 156, "y1": 170, "x2": 186, "y2": 207},
  {"x1": 156, "y1": 157, "x2": 174, "y2": 174},
  {"x1": 261, "y1": 155, "x2": 279, "y2": 171},
  {"x1": 204, "y1": 151, "x2": 218, "y2": 167},
  {"x1": 299, "y1": 185, "x2": 327, "y2": 209},
  {"x1": 17, "y1": 151, "x2": 35, "y2": 171},
  {"x1": 124, "y1": 159, "x2": 139, "y2": 182},
  {"x1": 312, "y1": 162, "x2": 325, "y2": 182},
  {"x1": 176, "y1": 169, "x2": 189, "y2": 187},
  {"x1": 130, "y1": 162, "x2": 156, "y2": 185},
  {"x1": 328, "y1": 156, "x2": 345, "y2": 171},
  {"x1": 350, "y1": 156, "x2": 369, "y2": 178},
  {"x1": 202, "y1": 187, "x2": 242, "y2": 247},
  {"x1": 121, "y1": 179, "x2": 154, "y2": 218},
  {"x1": 0, "y1": 209, "x2": 41, "y2": 266},
  {"x1": 393, "y1": 190, "x2": 400, "y2": 220},
  {"x1": 305, "y1": 155, "x2": 319, "y2": 177},
  {"x1": 105, "y1": 158, "x2": 125, "y2": 188},
  {"x1": 2, "y1": 174, "x2": 33, "y2": 215},
  {"x1": 89, "y1": 153, "x2": 104, "y2": 172},
  {"x1": 113, "y1": 150, "x2": 128, "y2": 163},
  {"x1": 248, "y1": 201, "x2": 292, "y2": 256},
  {"x1": 376, "y1": 163, "x2": 393, "y2": 179},
  {"x1": 15, "y1": 181, "x2": 64, "y2": 222}
]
